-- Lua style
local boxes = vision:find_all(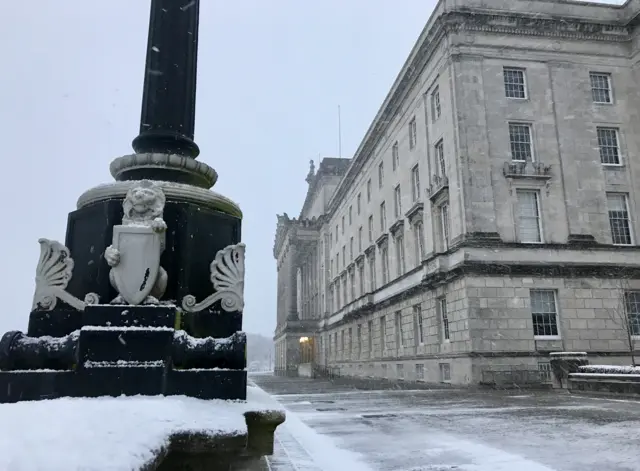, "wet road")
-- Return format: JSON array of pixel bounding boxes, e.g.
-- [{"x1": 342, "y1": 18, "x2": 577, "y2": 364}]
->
[{"x1": 252, "y1": 373, "x2": 640, "y2": 471}]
